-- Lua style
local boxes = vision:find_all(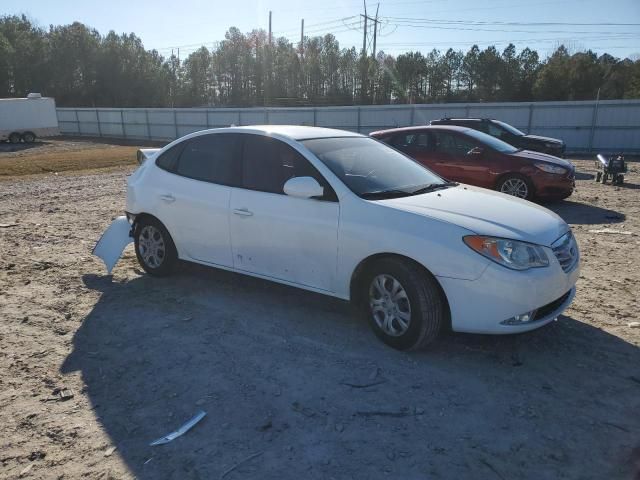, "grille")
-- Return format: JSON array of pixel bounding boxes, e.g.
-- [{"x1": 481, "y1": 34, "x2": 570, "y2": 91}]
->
[
  {"x1": 533, "y1": 290, "x2": 572, "y2": 321},
  {"x1": 552, "y1": 231, "x2": 578, "y2": 273}
]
